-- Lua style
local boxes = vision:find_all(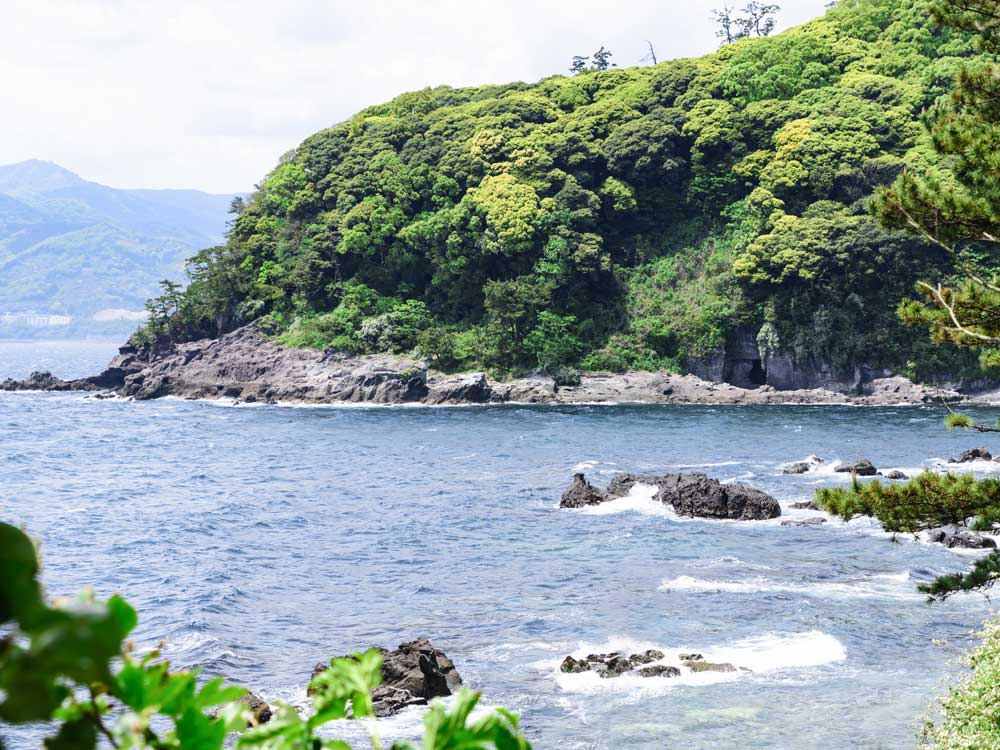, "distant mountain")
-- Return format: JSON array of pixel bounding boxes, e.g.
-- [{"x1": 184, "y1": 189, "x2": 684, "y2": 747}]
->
[{"x1": 0, "y1": 160, "x2": 237, "y2": 332}]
